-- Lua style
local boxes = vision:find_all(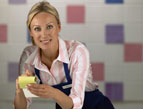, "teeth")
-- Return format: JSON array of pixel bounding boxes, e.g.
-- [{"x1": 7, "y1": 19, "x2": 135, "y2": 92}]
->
[{"x1": 41, "y1": 40, "x2": 50, "y2": 43}]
